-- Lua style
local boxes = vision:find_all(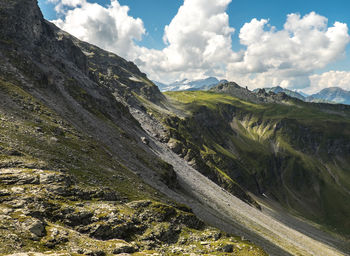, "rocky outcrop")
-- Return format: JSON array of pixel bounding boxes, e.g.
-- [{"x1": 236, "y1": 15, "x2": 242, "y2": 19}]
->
[
  {"x1": 211, "y1": 82, "x2": 301, "y2": 104},
  {"x1": 211, "y1": 82, "x2": 262, "y2": 103},
  {"x1": 0, "y1": 0, "x2": 44, "y2": 45},
  {"x1": 0, "y1": 168, "x2": 265, "y2": 255}
]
